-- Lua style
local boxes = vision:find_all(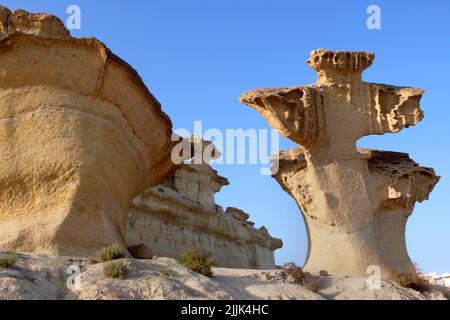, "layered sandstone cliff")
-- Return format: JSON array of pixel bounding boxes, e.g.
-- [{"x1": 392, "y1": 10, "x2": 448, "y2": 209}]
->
[
  {"x1": 240, "y1": 49, "x2": 439, "y2": 276},
  {"x1": 126, "y1": 140, "x2": 282, "y2": 269}
]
